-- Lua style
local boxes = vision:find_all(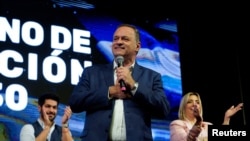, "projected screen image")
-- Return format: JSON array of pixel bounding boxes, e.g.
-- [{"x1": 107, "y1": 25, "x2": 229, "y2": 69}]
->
[{"x1": 0, "y1": 0, "x2": 182, "y2": 141}]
